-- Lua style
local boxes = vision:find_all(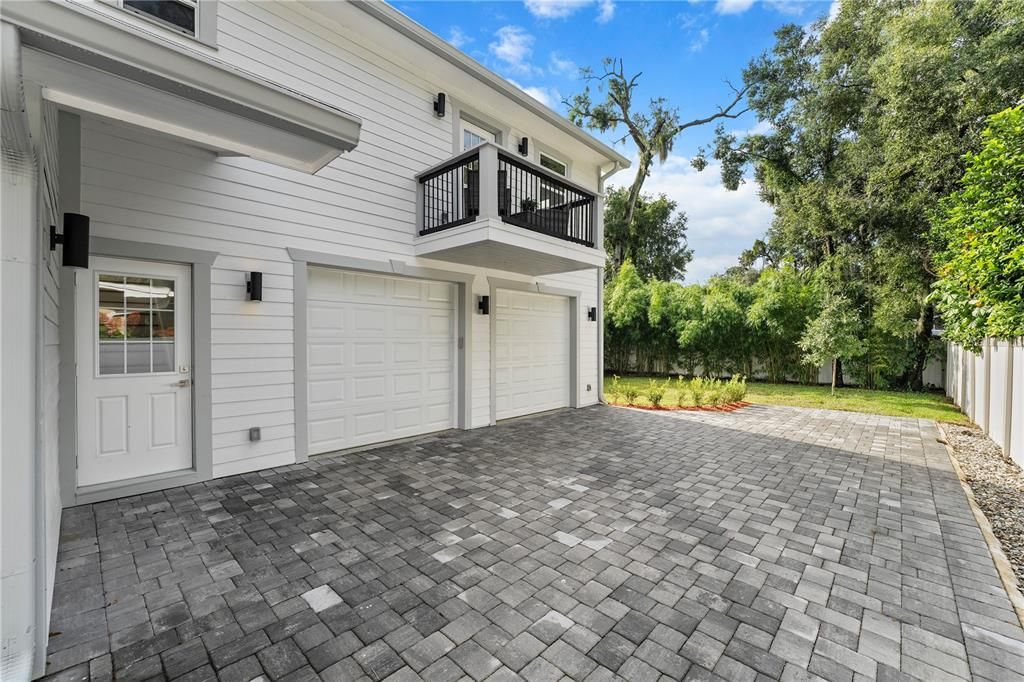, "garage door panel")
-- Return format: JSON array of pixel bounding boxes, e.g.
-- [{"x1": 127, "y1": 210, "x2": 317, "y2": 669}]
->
[
  {"x1": 393, "y1": 373, "x2": 422, "y2": 396},
  {"x1": 392, "y1": 278, "x2": 421, "y2": 300},
  {"x1": 428, "y1": 282, "x2": 453, "y2": 303},
  {"x1": 495, "y1": 290, "x2": 570, "y2": 420},
  {"x1": 393, "y1": 342, "x2": 422, "y2": 364},
  {"x1": 309, "y1": 342, "x2": 344, "y2": 371},
  {"x1": 307, "y1": 267, "x2": 456, "y2": 455},
  {"x1": 309, "y1": 378, "x2": 345, "y2": 406}
]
